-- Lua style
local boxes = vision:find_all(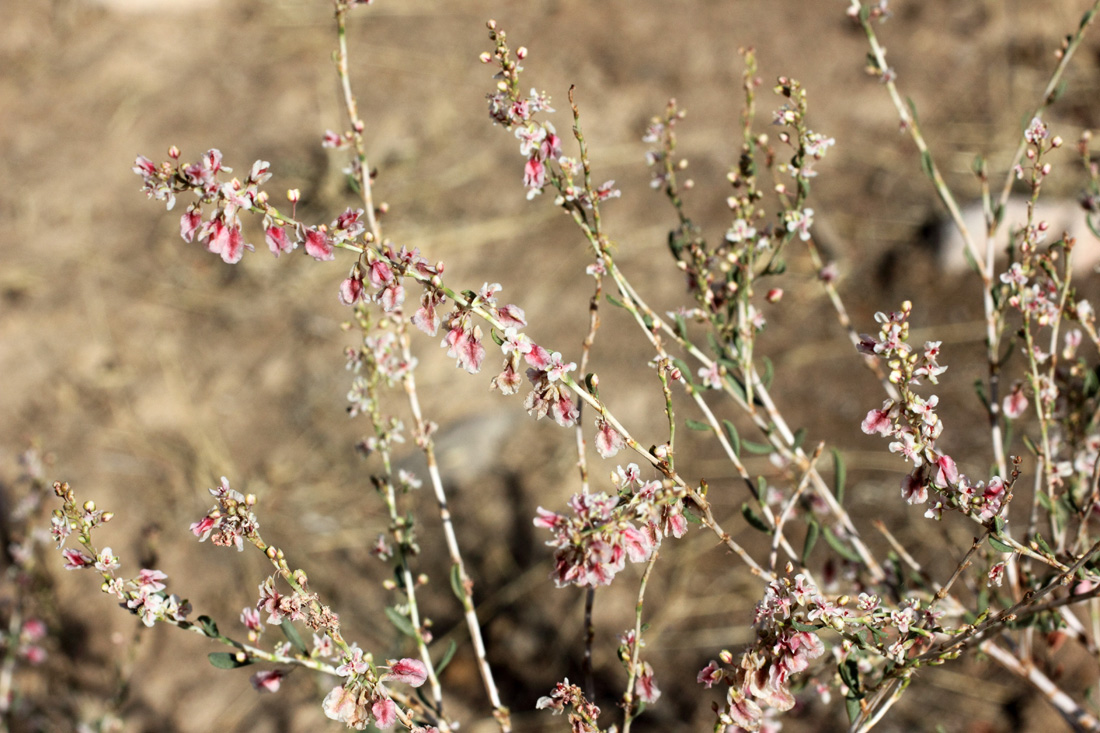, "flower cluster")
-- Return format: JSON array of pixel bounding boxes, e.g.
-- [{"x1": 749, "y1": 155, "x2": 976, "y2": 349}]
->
[
  {"x1": 858, "y1": 303, "x2": 1011, "y2": 520},
  {"x1": 535, "y1": 679, "x2": 602, "y2": 733},
  {"x1": 133, "y1": 148, "x2": 355, "y2": 265},
  {"x1": 534, "y1": 491, "x2": 653, "y2": 588},
  {"x1": 190, "y1": 477, "x2": 259, "y2": 551},
  {"x1": 534, "y1": 464, "x2": 690, "y2": 589},
  {"x1": 53, "y1": 482, "x2": 192, "y2": 629},
  {"x1": 482, "y1": 25, "x2": 619, "y2": 204},
  {"x1": 323, "y1": 651, "x2": 429, "y2": 730},
  {"x1": 699, "y1": 572, "x2": 834, "y2": 730}
]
